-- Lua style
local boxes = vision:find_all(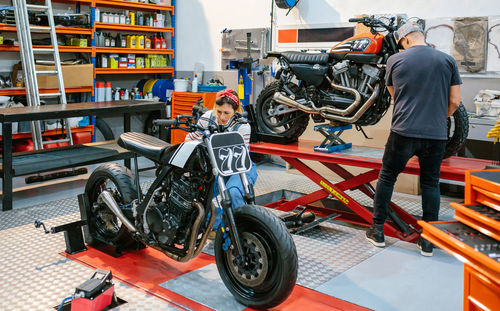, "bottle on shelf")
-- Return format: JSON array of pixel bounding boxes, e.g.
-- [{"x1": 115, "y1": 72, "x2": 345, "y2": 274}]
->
[
  {"x1": 129, "y1": 12, "x2": 135, "y2": 26},
  {"x1": 104, "y1": 33, "x2": 110, "y2": 47},
  {"x1": 137, "y1": 35, "x2": 145, "y2": 49},
  {"x1": 95, "y1": 7, "x2": 100, "y2": 23},
  {"x1": 137, "y1": 12, "x2": 144, "y2": 26},
  {"x1": 192, "y1": 74, "x2": 198, "y2": 92},
  {"x1": 114, "y1": 88, "x2": 121, "y2": 101},
  {"x1": 153, "y1": 34, "x2": 161, "y2": 49},
  {"x1": 105, "y1": 82, "x2": 112, "y2": 101},
  {"x1": 127, "y1": 35, "x2": 136, "y2": 49},
  {"x1": 120, "y1": 13, "x2": 126, "y2": 25},
  {"x1": 160, "y1": 33, "x2": 167, "y2": 49},
  {"x1": 145, "y1": 36, "x2": 151, "y2": 49}
]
